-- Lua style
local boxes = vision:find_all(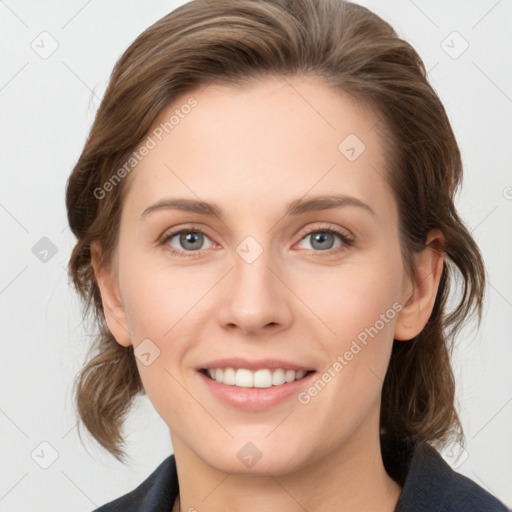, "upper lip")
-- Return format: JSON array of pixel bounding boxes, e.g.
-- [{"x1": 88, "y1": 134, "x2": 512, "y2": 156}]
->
[{"x1": 197, "y1": 358, "x2": 315, "y2": 372}]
